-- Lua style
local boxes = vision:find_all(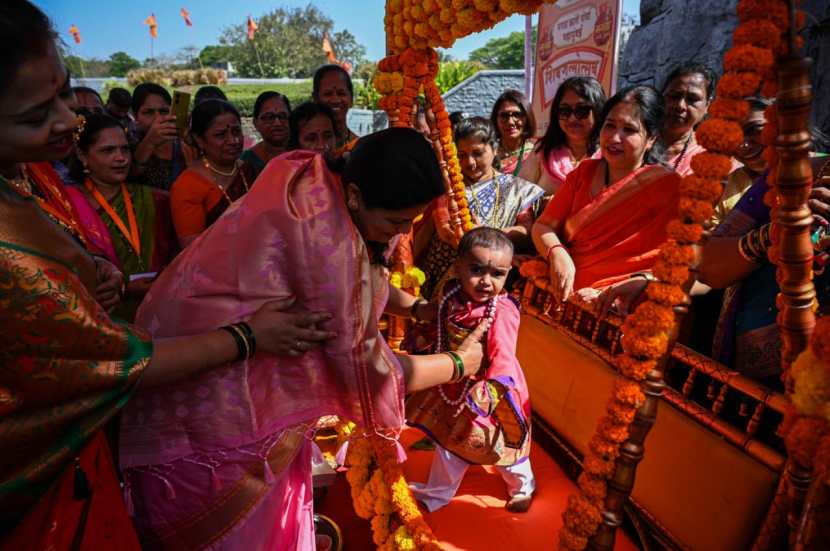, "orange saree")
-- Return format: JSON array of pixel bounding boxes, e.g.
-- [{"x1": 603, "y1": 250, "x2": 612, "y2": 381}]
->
[{"x1": 537, "y1": 158, "x2": 681, "y2": 290}]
